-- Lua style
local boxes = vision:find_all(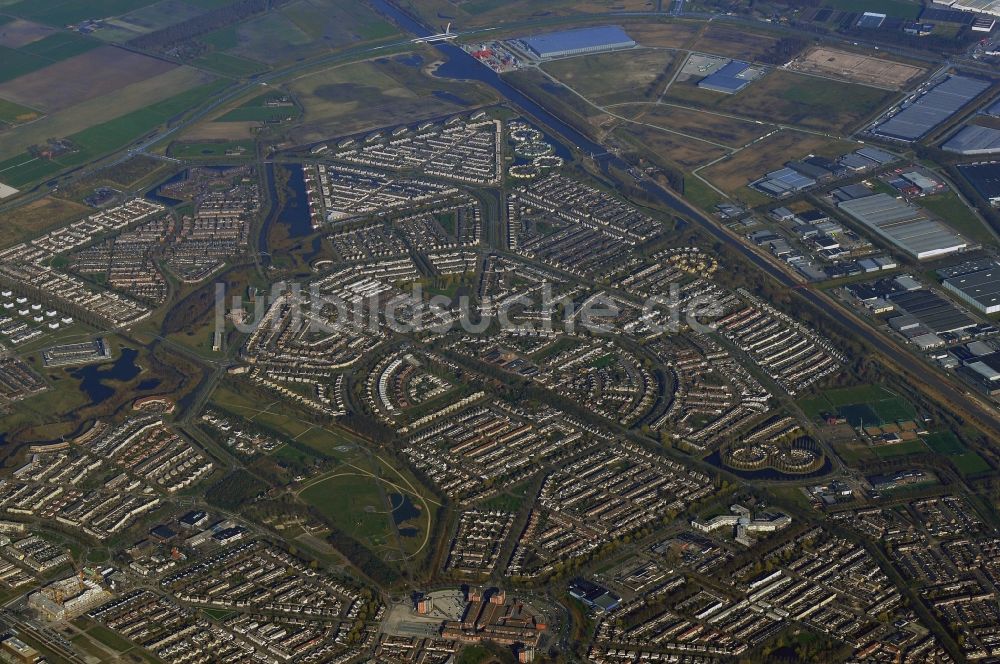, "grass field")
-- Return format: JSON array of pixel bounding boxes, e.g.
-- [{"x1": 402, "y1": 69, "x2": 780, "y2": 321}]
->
[
  {"x1": 665, "y1": 70, "x2": 895, "y2": 134},
  {"x1": 692, "y1": 24, "x2": 780, "y2": 62},
  {"x1": 683, "y1": 175, "x2": 724, "y2": 210},
  {"x1": 823, "y1": 0, "x2": 922, "y2": 19},
  {"x1": 168, "y1": 139, "x2": 255, "y2": 158},
  {"x1": 925, "y1": 431, "x2": 992, "y2": 476},
  {"x1": 542, "y1": 48, "x2": 676, "y2": 107},
  {"x1": 300, "y1": 470, "x2": 396, "y2": 550},
  {"x1": 614, "y1": 123, "x2": 728, "y2": 169},
  {"x1": 0, "y1": 194, "x2": 90, "y2": 247},
  {"x1": 0, "y1": 96, "x2": 39, "y2": 126},
  {"x1": 216, "y1": 93, "x2": 300, "y2": 122},
  {"x1": 874, "y1": 439, "x2": 926, "y2": 458},
  {"x1": 286, "y1": 52, "x2": 497, "y2": 145},
  {"x1": 918, "y1": 191, "x2": 995, "y2": 247},
  {"x1": 618, "y1": 104, "x2": 771, "y2": 148},
  {"x1": 193, "y1": 51, "x2": 268, "y2": 78}
]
